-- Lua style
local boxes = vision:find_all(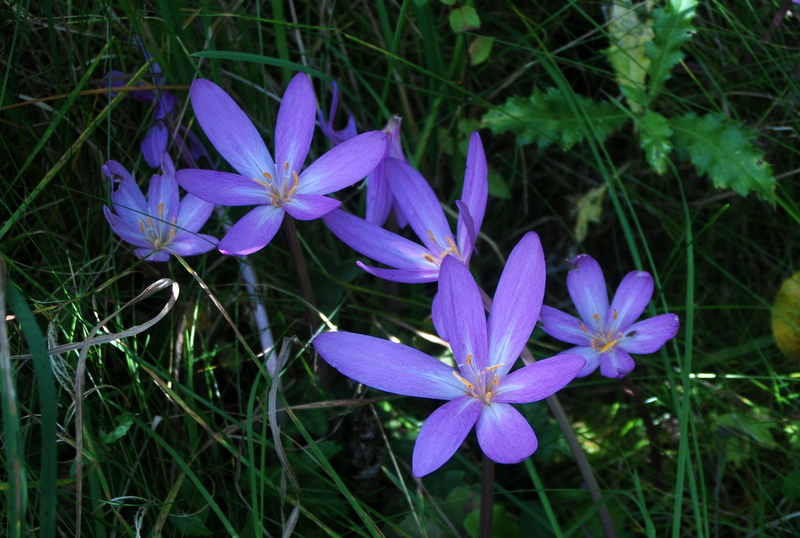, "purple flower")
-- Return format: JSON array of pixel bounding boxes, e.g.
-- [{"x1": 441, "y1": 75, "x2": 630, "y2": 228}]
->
[
  {"x1": 322, "y1": 131, "x2": 488, "y2": 283},
  {"x1": 317, "y1": 81, "x2": 358, "y2": 146},
  {"x1": 174, "y1": 73, "x2": 388, "y2": 255},
  {"x1": 539, "y1": 254, "x2": 680, "y2": 379},
  {"x1": 103, "y1": 153, "x2": 218, "y2": 261},
  {"x1": 313, "y1": 232, "x2": 585, "y2": 477}
]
